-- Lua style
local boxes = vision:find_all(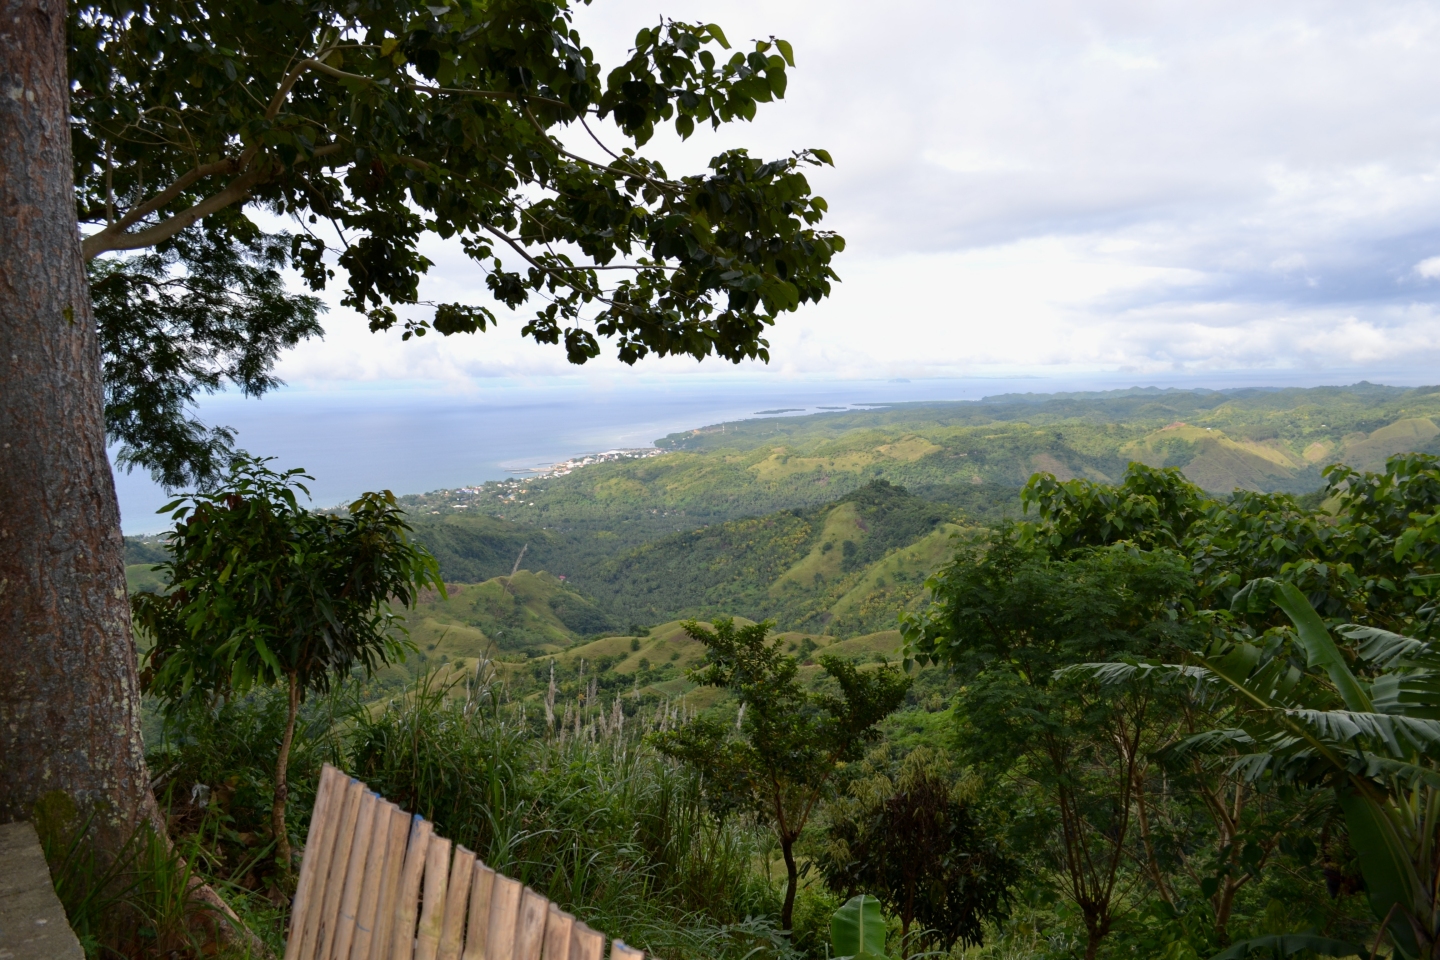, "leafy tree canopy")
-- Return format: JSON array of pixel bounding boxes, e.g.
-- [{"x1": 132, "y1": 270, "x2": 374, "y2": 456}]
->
[
  {"x1": 71, "y1": 0, "x2": 842, "y2": 366},
  {"x1": 133, "y1": 455, "x2": 443, "y2": 865},
  {"x1": 653, "y1": 617, "x2": 909, "y2": 929},
  {"x1": 93, "y1": 219, "x2": 324, "y2": 488},
  {"x1": 818, "y1": 746, "x2": 1018, "y2": 952}
]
